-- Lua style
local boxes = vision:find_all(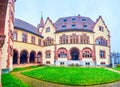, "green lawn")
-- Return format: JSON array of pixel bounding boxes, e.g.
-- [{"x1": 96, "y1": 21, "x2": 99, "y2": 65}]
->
[
  {"x1": 2, "y1": 73, "x2": 31, "y2": 87},
  {"x1": 12, "y1": 66, "x2": 40, "y2": 72},
  {"x1": 22, "y1": 66, "x2": 120, "y2": 86},
  {"x1": 114, "y1": 67, "x2": 120, "y2": 71}
]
